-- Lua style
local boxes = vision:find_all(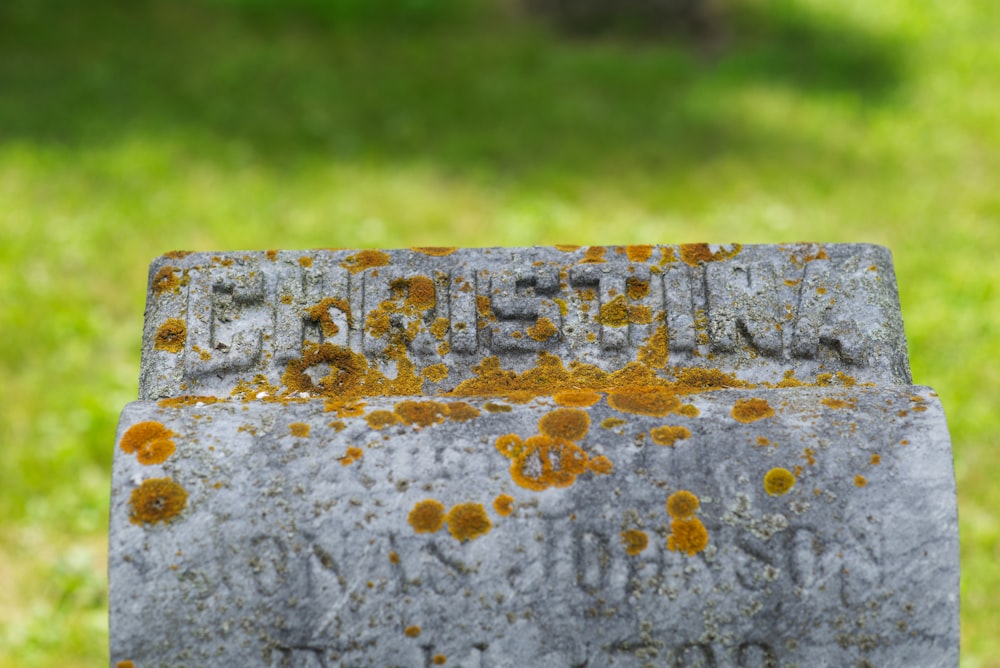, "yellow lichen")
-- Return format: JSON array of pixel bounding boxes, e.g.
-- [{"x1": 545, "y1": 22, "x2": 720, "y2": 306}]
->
[
  {"x1": 289, "y1": 422, "x2": 310, "y2": 437},
  {"x1": 625, "y1": 245, "x2": 653, "y2": 262},
  {"x1": 429, "y1": 318, "x2": 450, "y2": 340},
  {"x1": 395, "y1": 400, "x2": 448, "y2": 428},
  {"x1": 116, "y1": 662, "x2": 136, "y2": 668},
  {"x1": 821, "y1": 397, "x2": 856, "y2": 410},
  {"x1": 732, "y1": 398, "x2": 775, "y2": 423},
  {"x1": 649, "y1": 425, "x2": 691, "y2": 447},
  {"x1": 870, "y1": 453, "x2": 881, "y2": 465},
  {"x1": 538, "y1": 409, "x2": 590, "y2": 442},
  {"x1": 598, "y1": 295, "x2": 630, "y2": 327},
  {"x1": 502, "y1": 434, "x2": 589, "y2": 491},
  {"x1": 366, "y1": 410, "x2": 401, "y2": 430},
  {"x1": 404, "y1": 625, "x2": 422, "y2": 637},
  {"x1": 433, "y1": 656, "x2": 447, "y2": 666},
  {"x1": 129, "y1": 478, "x2": 187, "y2": 525},
  {"x1": 526, "y1": 317, "x2": 559, "y2": 341},
  {"x1": 621, "y1": 529, "x2": 649, "y2": 556},
  {"x1": 120, "y1": 421, "x2": 177, "y2": 465},
  {"x1": 667, "y1": 517, "x2": 709, "y2": 556},
  {"x1": 553, "y1": 390, "x2": 602, "y2": 407},
  {"x1": 637, "y1": 325, "x2": 669, "y2": 369},
  {"x1": 412, "y1": 247, "x2": 456, "y2": 256},
  {"x1": 340, "y1": 446, "x2": 363, "y2": 466},
  {"x1": 151, "y1": 266, "x2": 180, "y2": 294},
  {"x1": 445, "y1": 401, "x2": 480, "y2": 422},
  {"x1": 445, "y1": 502, "x2": 492, "y2": 542},
  {"x1": 764, "y1": 468, "x2": 795, "y2": 496},
  {"x1": 341, "y1": 249, "x2": 390, "y2": 273},
  {"x1": 666, "y1": 490, "x2": 699, "y2": 519},
  {"x1": 587, "y1": 455, "x2": 613, "y2": 475},
  {"x1": 580, "y1": 246, "x2": 607, "y2": 263},
  {"x1": 307, "y1": 297, "x2": 351, "y2": 337},
  {"x1": 608, "y1": 389, "x2": 681, "y2": 417},
  {"x1": 855, "y1": 475, "x2": 868, "y2": 487},
  {"x1": 406, "y1": 275, "x2": 437, "y2": 311},
  {"x1": 408, "y1": 499, "x2": 445, "y2": 533},
  {"x1": 389, "y1": 551, "x2": 400, "y2": 564},
  {"x1": 154, "y1": 318, "x2": 187, "y2": 353},
  {"x1": 601, "y1": 417, "x2": 626, "y2": 429},
  {"x1": 422, "y1": 364, "x2": 449, "y2": 383},
  {"x1": 493, "y1": 494, "x2": 515, "y2": 517}
]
